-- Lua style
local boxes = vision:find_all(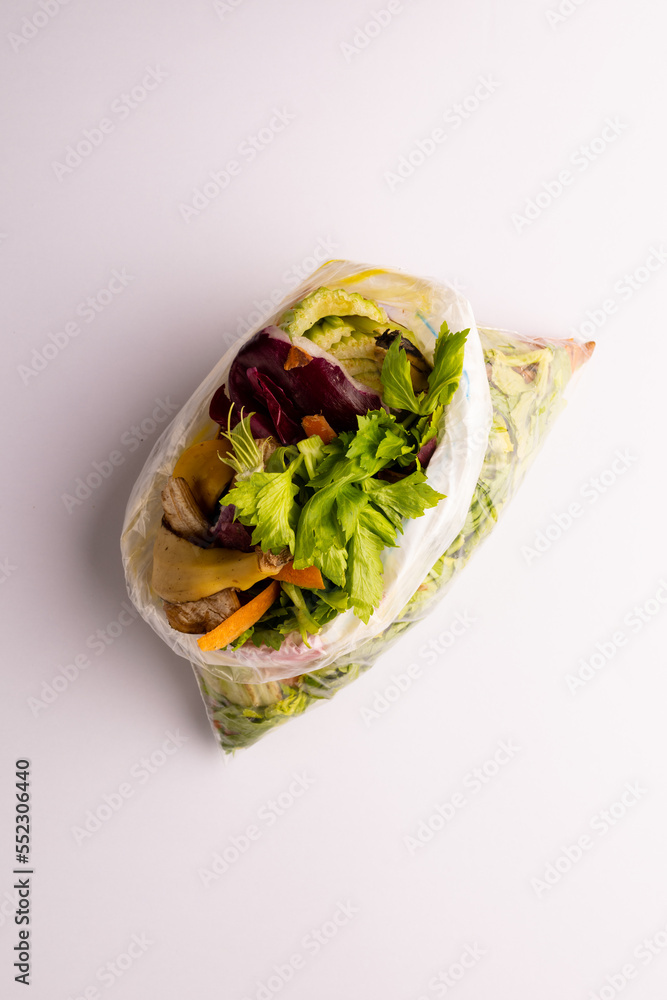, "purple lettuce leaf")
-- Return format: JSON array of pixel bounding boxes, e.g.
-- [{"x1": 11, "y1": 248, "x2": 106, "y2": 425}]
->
[
  {"x1": 226, "y1": 327, "x2": 381, "y2": 437},
  {"x1": 209, "y1": 384, "x2": 275, "y2": 439},
  {"x1": 417, "y1": 436, "x2": 438, "y2": 469},
  {"x1": 246, "y1": 367, "x2": 302, "y2": 444},
  {"x1": 211, "y1": 504, "x2": 254, "y2": 552}
]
